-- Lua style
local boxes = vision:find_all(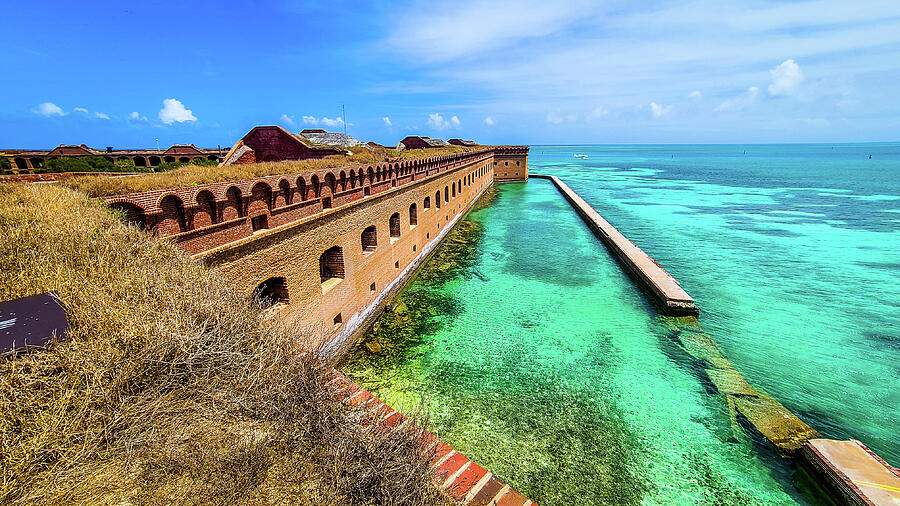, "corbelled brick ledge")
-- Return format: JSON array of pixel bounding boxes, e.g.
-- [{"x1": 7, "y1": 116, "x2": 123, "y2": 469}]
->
[
  {"x1": 325, "y1": 370, "x2": 537, "y2": 505},
  {"x1": 102, "y1": 147, "x2": 528, "y2": 257}
]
